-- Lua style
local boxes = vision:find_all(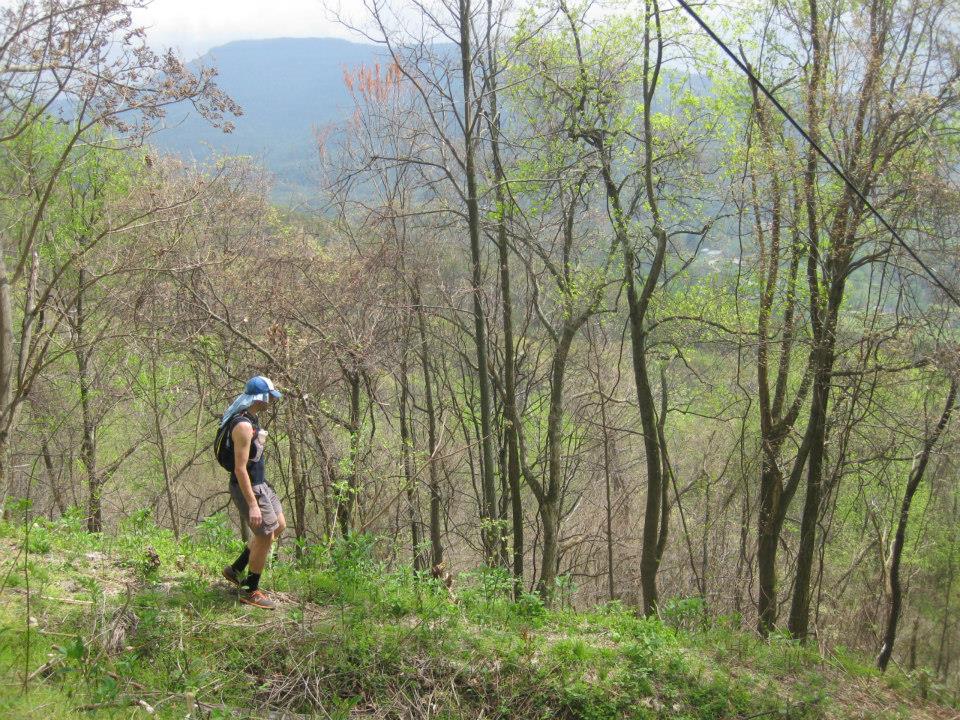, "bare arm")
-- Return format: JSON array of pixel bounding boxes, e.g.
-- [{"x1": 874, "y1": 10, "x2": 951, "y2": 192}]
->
[{"x1": 232, "y1": 421, "x2": 261, "y2": 528}]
